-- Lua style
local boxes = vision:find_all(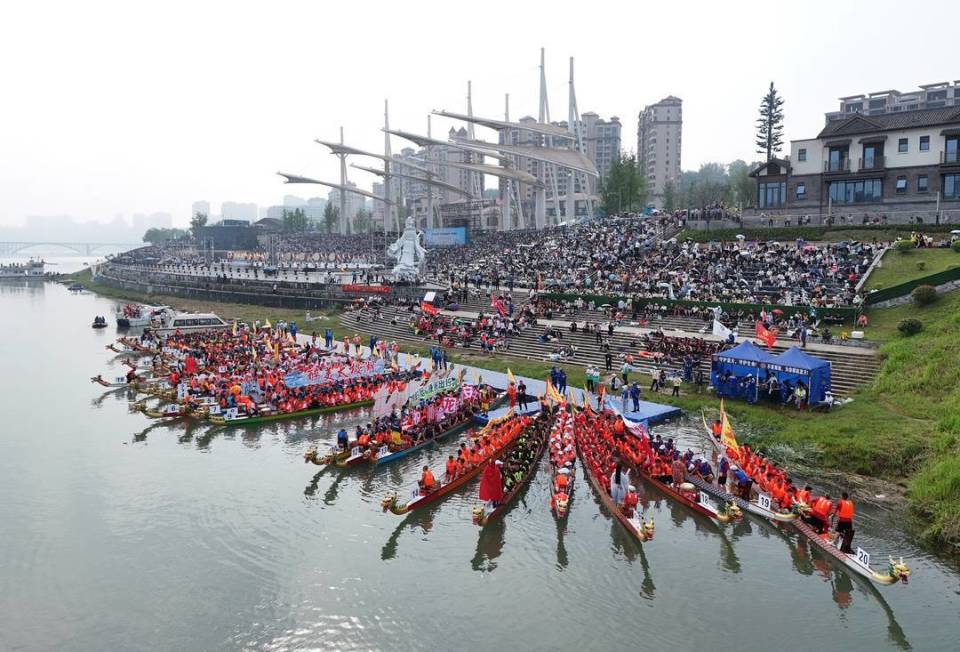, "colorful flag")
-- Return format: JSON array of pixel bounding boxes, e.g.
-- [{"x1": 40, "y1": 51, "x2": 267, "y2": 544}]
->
[
  {"x1": 507, "y1": 368, "x2": 516, "y2": 386},
  {"x1": 420, "y1": 301, "x2": 438, "y2": 317},
  {"x1": 231, "y1": 320, "x2": 238, "y2": 336},
  {"x1": 755, "y1": 321, "x2": 777, "y2": 349},
  {"x1": 719, "y1": 399, "x2": 740, "y2": 458}
]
